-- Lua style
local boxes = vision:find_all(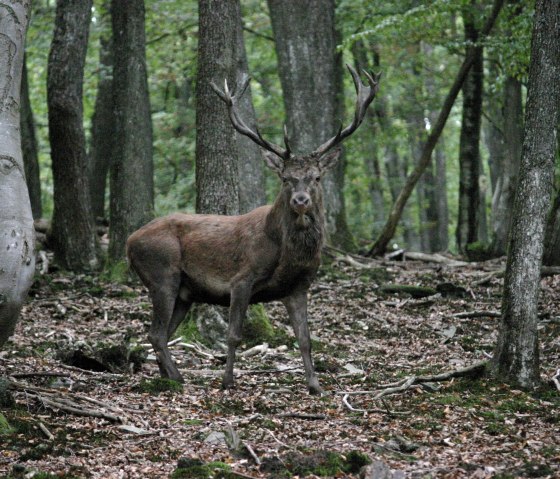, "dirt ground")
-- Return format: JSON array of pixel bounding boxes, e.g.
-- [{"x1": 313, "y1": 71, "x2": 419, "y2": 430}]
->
[{"x1": 1, "y1": 253, "x2": 559, "y2": 478}]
